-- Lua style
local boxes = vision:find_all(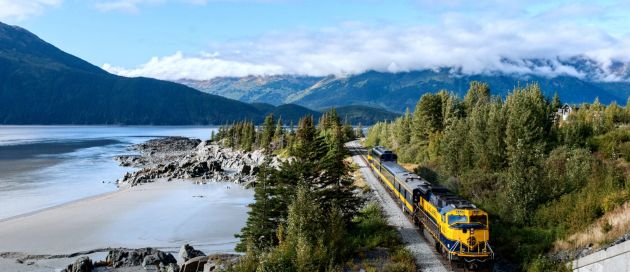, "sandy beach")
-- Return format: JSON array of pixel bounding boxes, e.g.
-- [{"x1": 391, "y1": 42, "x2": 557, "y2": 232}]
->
[{"x1": 0, "y1": 180, "x2": 252, "y2": 271}]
